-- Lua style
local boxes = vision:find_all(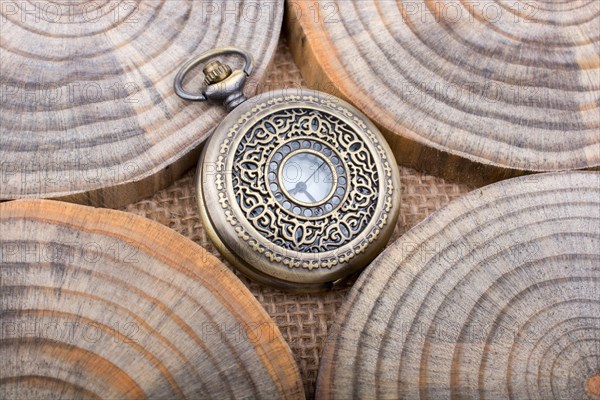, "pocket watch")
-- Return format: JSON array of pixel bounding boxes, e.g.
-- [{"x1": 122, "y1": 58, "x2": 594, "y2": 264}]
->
[{"x1": 175, "y1": 47, "x2": 401, "y2": 291}]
